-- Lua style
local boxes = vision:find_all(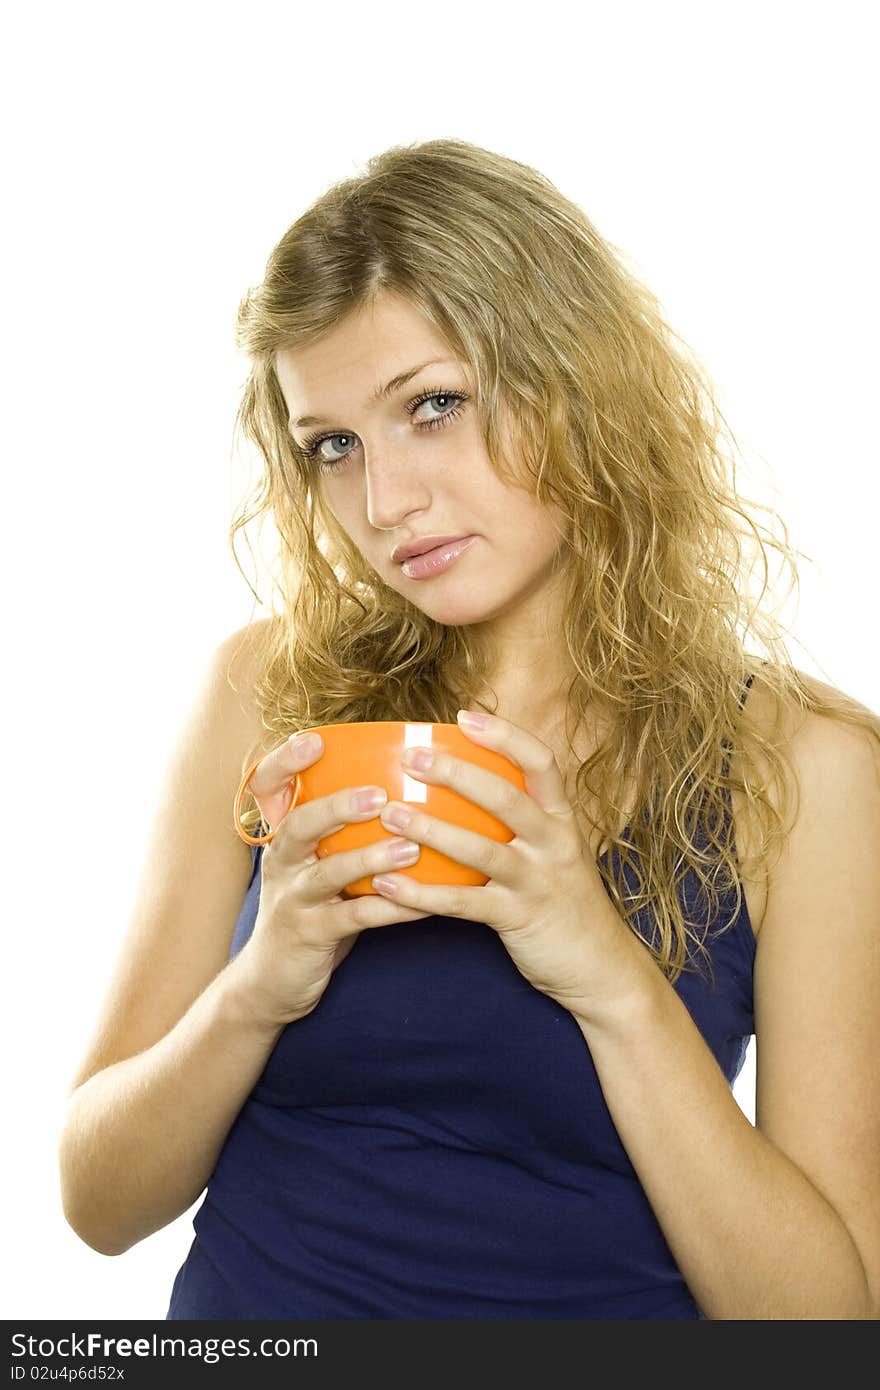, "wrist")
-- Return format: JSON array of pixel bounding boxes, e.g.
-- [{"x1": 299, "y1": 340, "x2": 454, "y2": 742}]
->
[
  {"x1": 563, "y1": 897, "x2": 666, "y2": 1034},
  {"x1": 217, "y1": 949, "x2": 295, "y2": 1039}
]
